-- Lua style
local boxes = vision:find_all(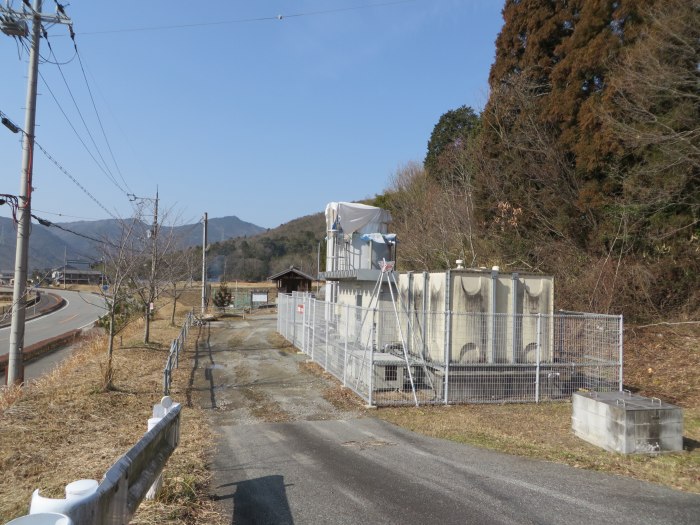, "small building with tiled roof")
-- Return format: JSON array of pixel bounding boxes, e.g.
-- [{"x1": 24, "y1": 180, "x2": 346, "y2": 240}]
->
[{"x1": 268, "y1": 266, "x2": 315, "y2": 294}]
